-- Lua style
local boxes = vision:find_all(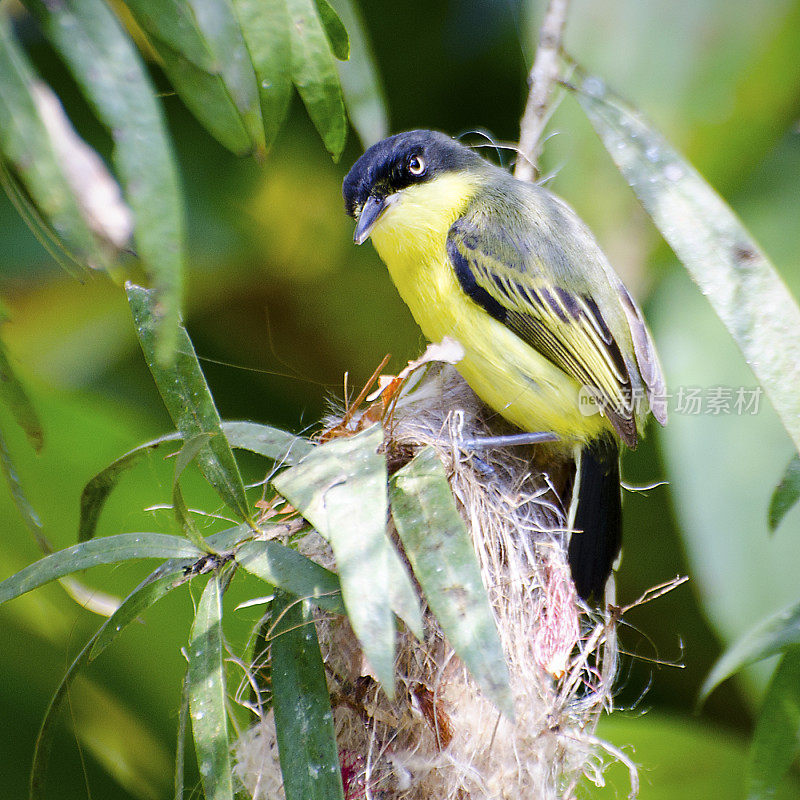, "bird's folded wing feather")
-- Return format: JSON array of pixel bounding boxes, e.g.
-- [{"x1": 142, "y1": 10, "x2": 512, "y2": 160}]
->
[{"x1": 447, "y1": 215, "x2": 638, "y2": 447}]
